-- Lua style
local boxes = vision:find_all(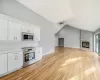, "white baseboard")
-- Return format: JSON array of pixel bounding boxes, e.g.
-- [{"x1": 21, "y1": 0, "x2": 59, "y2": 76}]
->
[
  {"x1": 64, "y1": 46, "x2": 80, "y2": 49},
  {"x1": 42, "y1": 49, "x2": 55, "y2": 56}
]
